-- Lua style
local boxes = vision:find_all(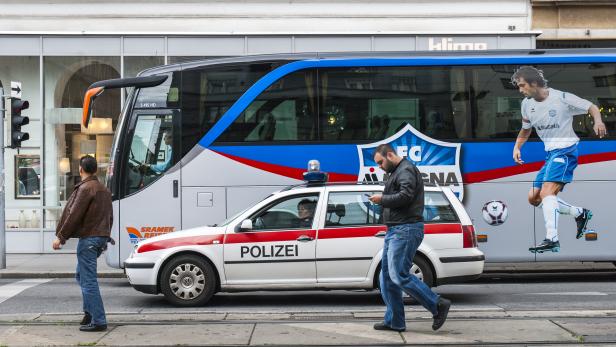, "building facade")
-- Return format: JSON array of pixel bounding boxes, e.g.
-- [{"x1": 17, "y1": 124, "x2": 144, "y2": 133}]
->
[
  {"x1": 533, "y1": 0, "x2": 616, "y2": 48},
  {"x1": 1, "y1": 0, "x2": 536, "y2": 253}
]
